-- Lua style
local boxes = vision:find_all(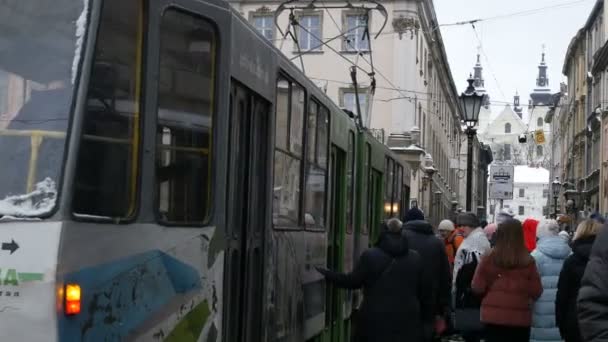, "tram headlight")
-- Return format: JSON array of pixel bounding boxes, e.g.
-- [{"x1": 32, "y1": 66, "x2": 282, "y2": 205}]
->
[{"x1": 65, "y1": 284, "x2": 81, "y2": 315}]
